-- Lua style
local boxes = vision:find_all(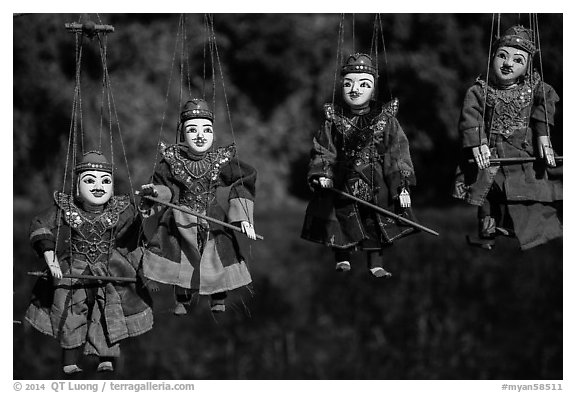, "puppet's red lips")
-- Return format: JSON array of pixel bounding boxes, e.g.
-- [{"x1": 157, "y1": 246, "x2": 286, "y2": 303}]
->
[
  {"x1": 91, "y1": 190, "x2": 106, "y2": 197},
  {"x1": 348, "y1": 93, "x2": 361, "y2": 99},
  {"x1": 500, "y1": 68, "x2": 513, "y2": 75}
]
